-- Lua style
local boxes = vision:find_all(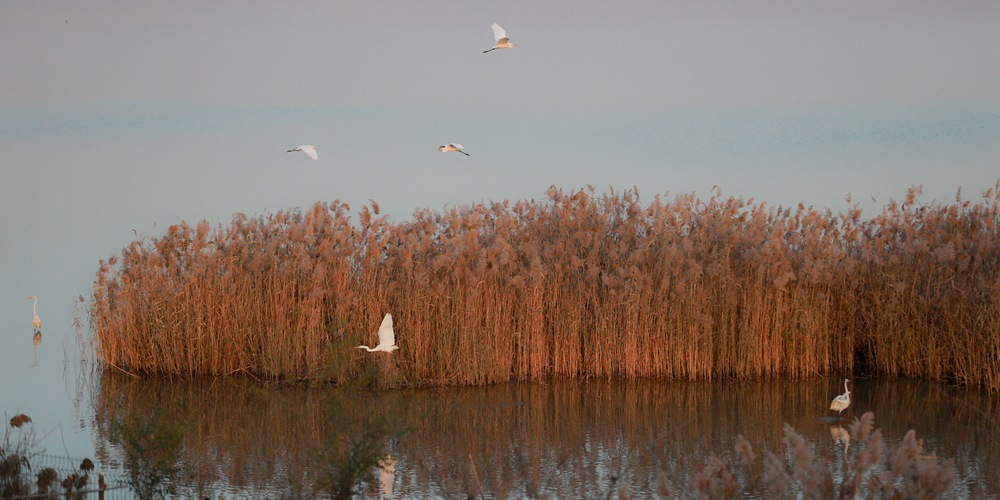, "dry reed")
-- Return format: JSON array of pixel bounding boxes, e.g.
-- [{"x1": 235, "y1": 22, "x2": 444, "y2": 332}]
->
[{"x1": 89, "y1": 183, "x2": 1000, "y2": 390}]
